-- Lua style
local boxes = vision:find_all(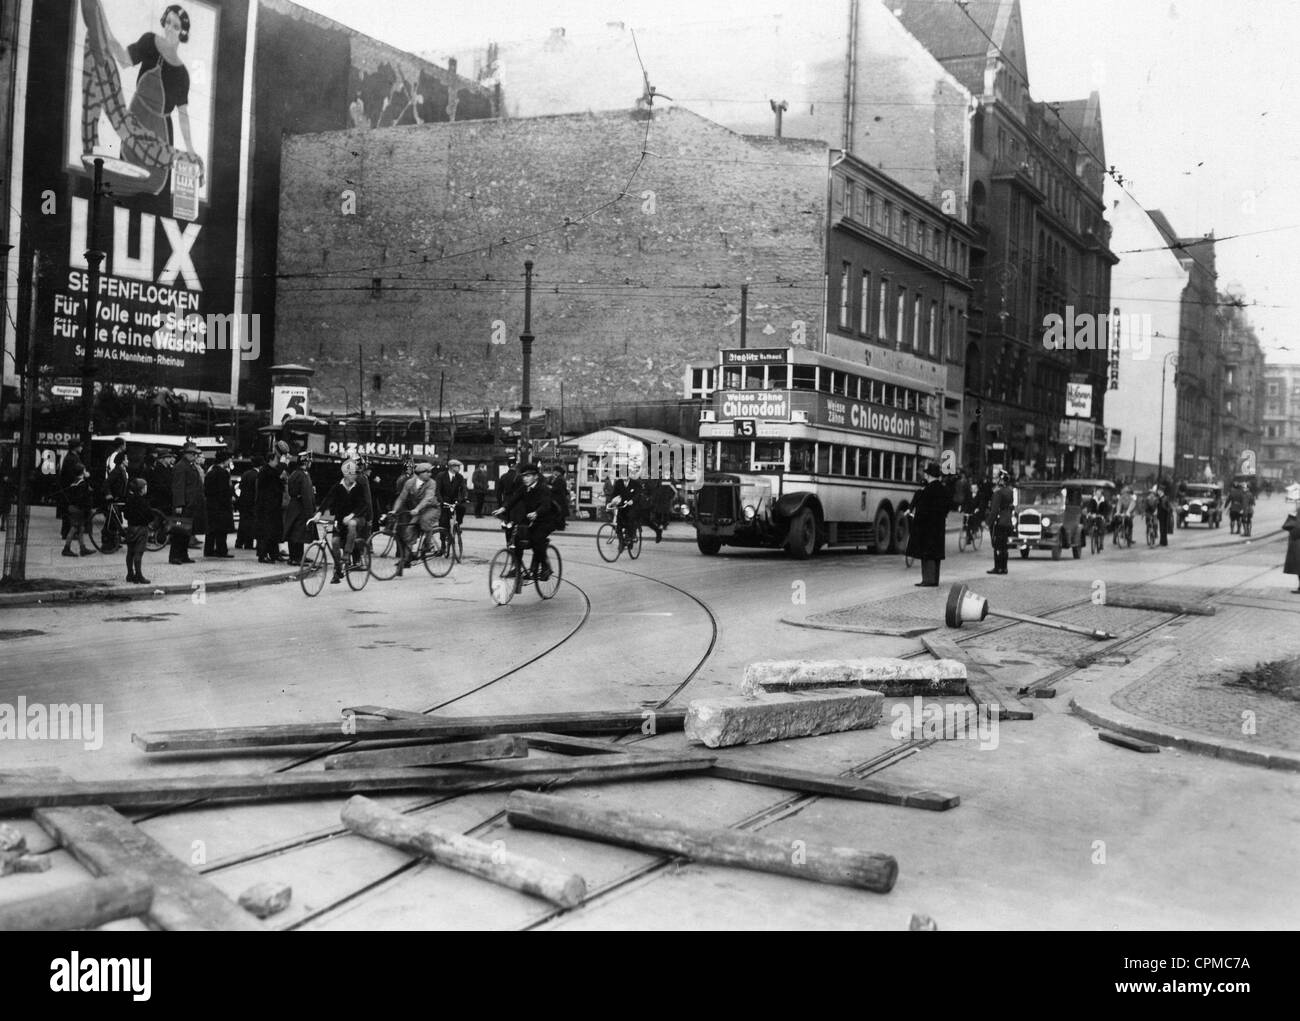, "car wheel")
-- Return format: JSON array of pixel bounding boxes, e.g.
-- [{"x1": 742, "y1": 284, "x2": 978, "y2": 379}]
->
[
  {"x1": 785, "y1": 507, "x2": 816, "y2": 559},
  {"x1": 873, "y1": 506, "x2": 893, "y2": 554},
  {"x1": 697, "y1": 535, "x2": 722, "y2": 556},
  {"x1": 1051, "y1": 536, "x2": 1062, "y2": 560}
]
